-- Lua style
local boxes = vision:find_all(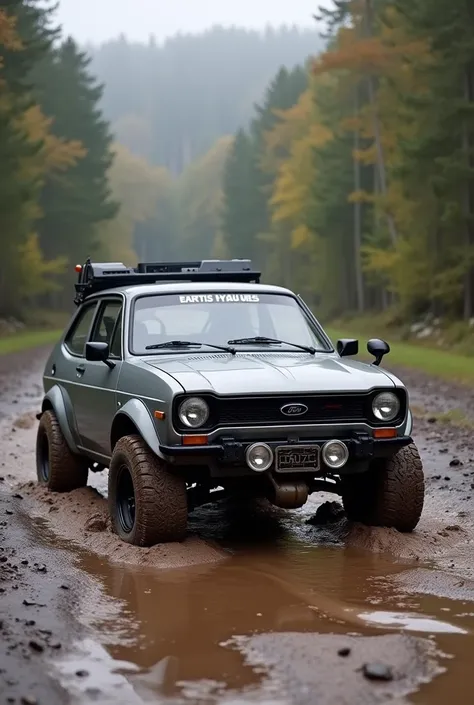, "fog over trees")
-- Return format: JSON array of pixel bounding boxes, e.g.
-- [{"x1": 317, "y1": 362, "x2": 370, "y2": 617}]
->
[{"x1": 89, "y1": 26, "x2": 323, "y2": 173}]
